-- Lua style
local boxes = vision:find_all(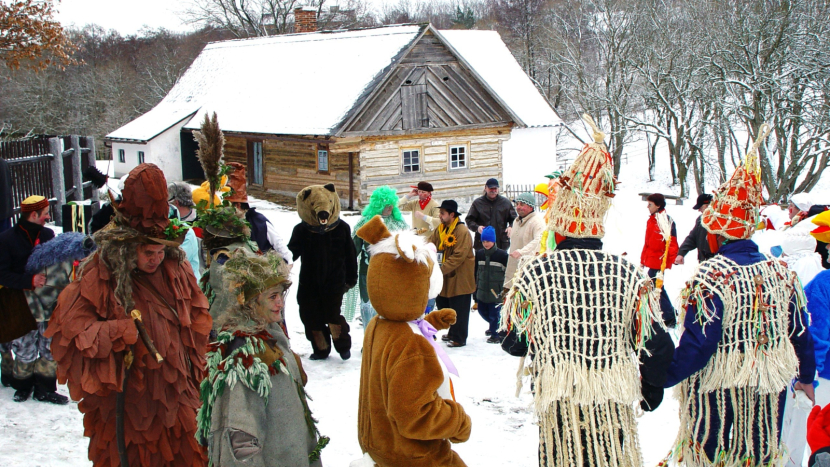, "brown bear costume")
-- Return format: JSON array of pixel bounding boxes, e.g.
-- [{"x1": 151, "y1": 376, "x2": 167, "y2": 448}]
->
[
  {"x1": 288, "y1": 184, "x2": 357, "y2": 360},
  {"x1": 354, "y1": 215, "x2": 471, "y2": 467}
]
